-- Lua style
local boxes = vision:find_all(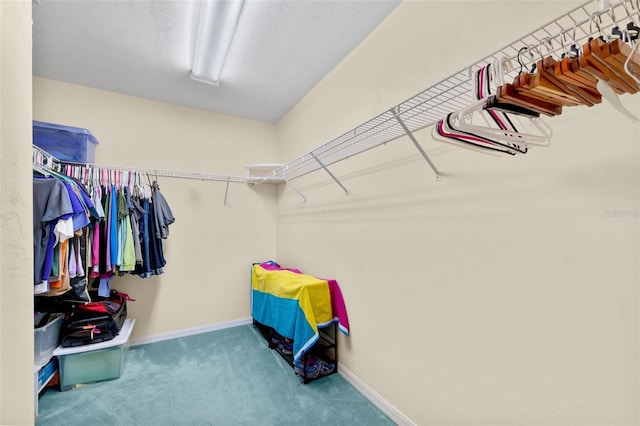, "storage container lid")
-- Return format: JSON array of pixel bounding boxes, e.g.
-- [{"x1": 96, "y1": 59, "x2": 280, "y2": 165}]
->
[
  {"x1": 53, "y1": 319, "x2": 135, "y2": 356},
  {"x1": 33, "y1": 120, "x2": 100, "y2": 146}
]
